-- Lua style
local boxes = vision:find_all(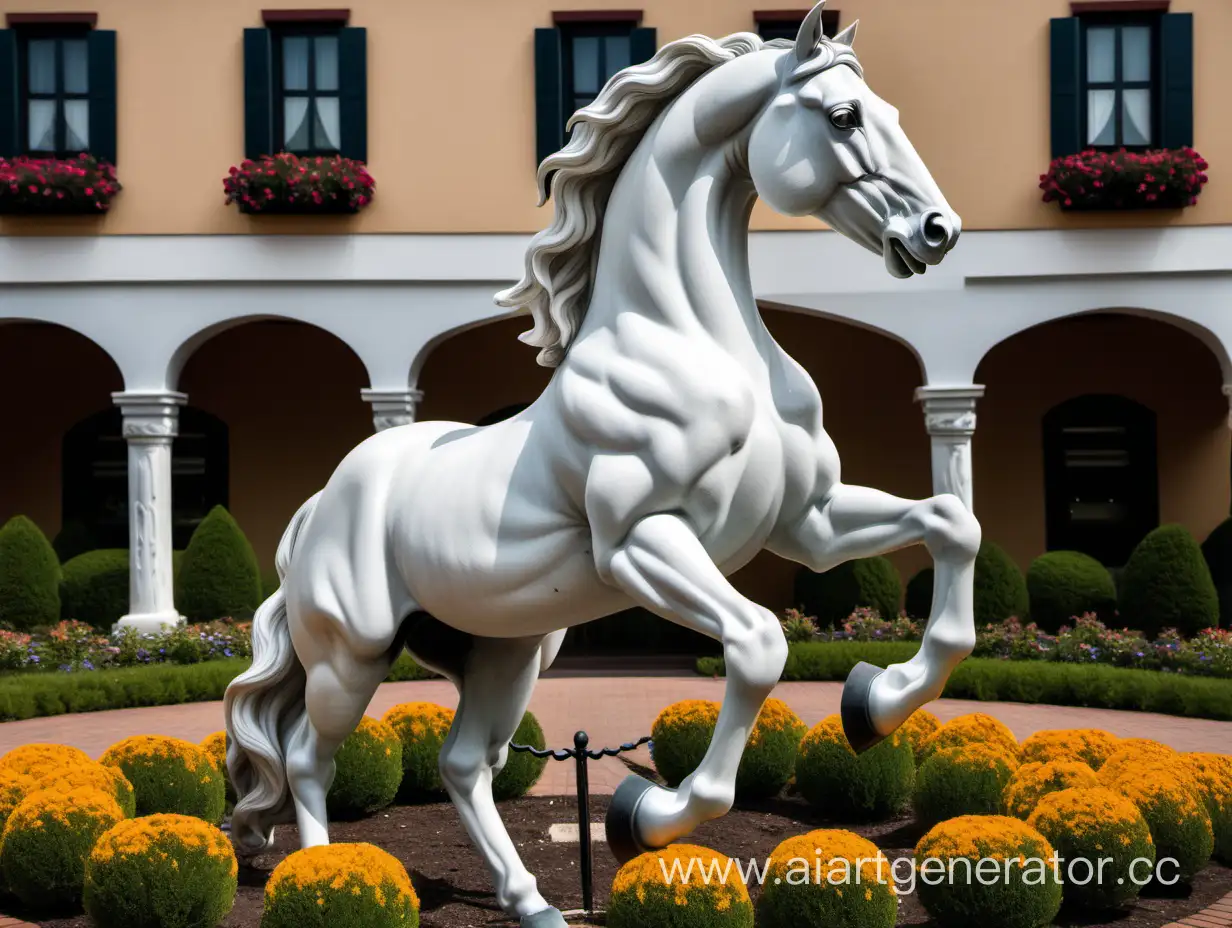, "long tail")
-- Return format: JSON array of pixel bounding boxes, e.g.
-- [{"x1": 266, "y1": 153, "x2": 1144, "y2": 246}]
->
[{"x1": 224, "y1": 491, "x2": 321, "y2": 856}]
